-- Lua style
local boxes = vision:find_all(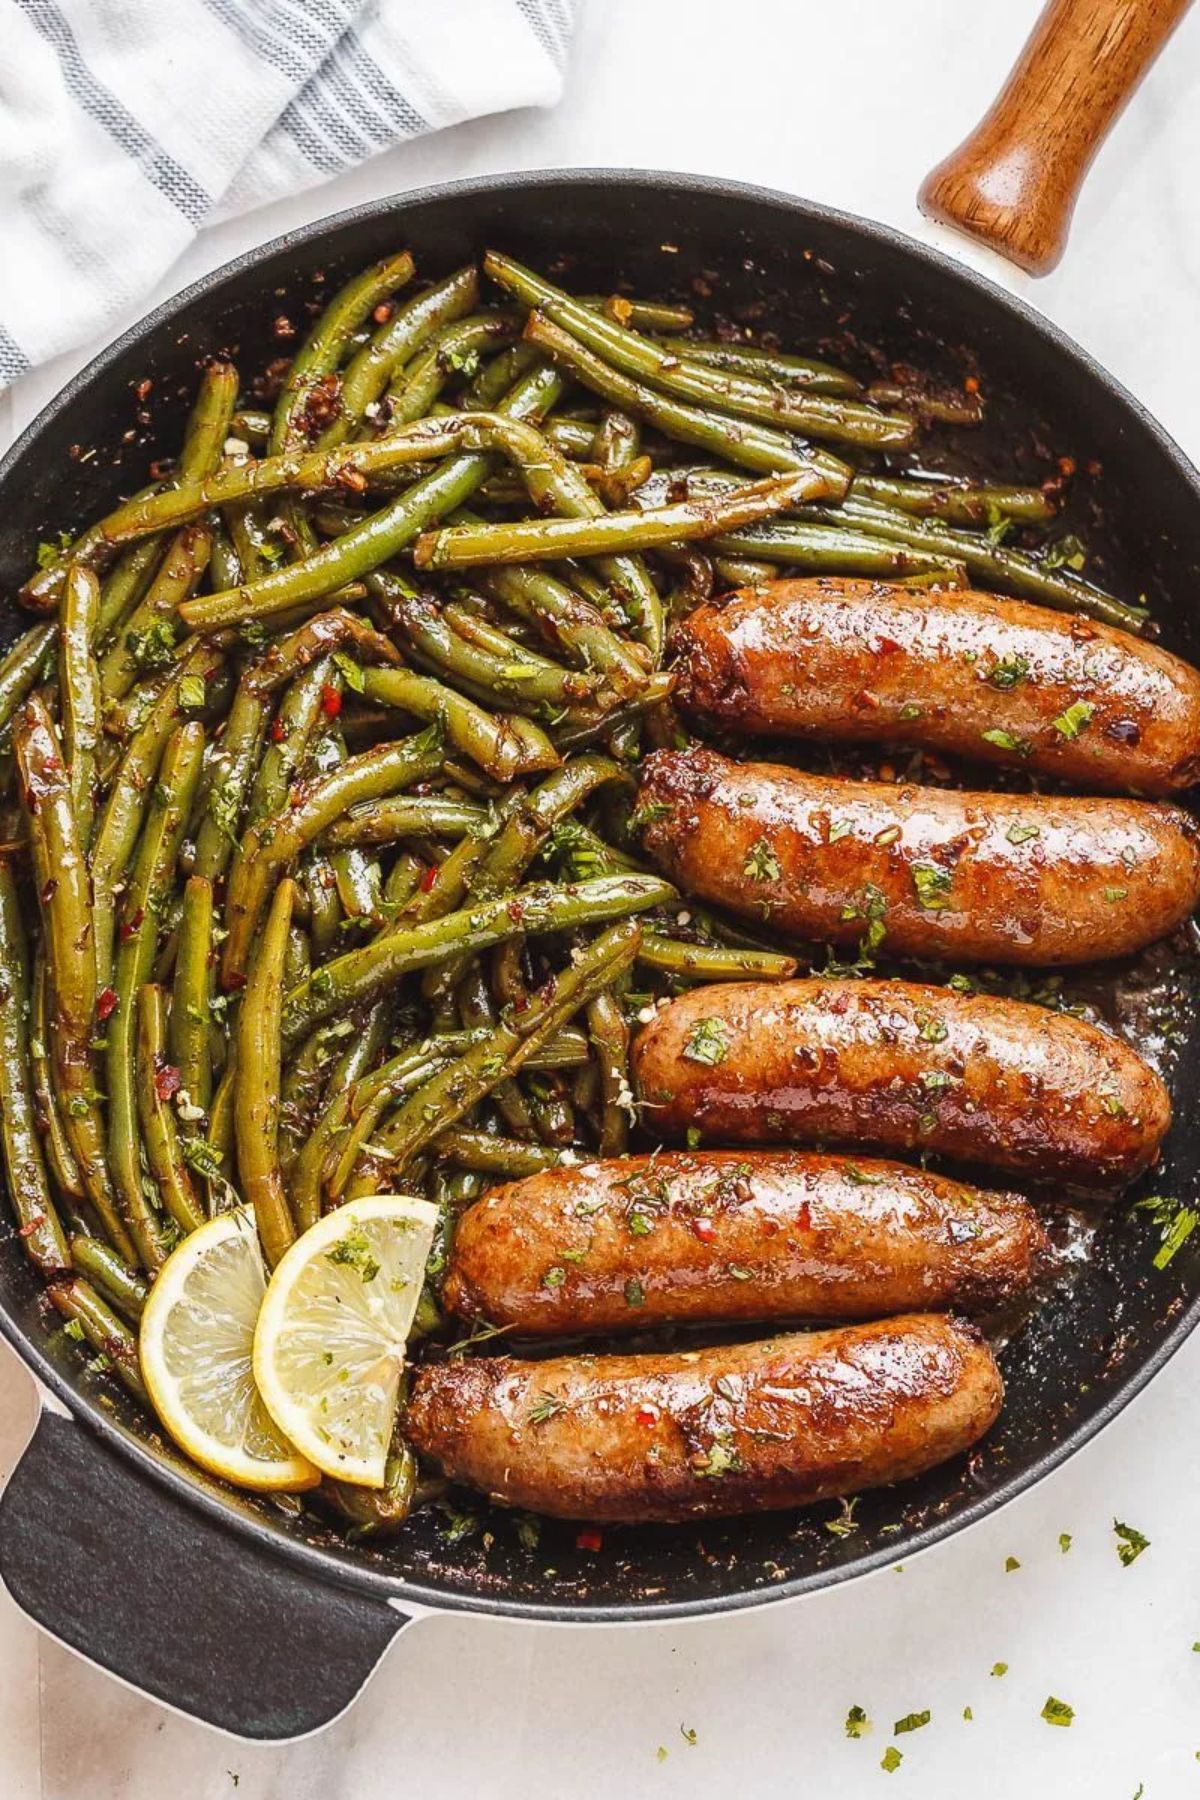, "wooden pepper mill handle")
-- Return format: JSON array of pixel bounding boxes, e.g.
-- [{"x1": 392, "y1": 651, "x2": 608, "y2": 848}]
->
[{"x1": 918, "y1": 0, "x2": 1194, "y2": 274}]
